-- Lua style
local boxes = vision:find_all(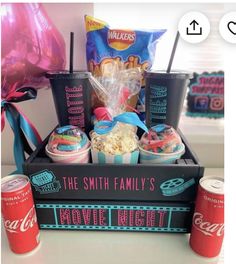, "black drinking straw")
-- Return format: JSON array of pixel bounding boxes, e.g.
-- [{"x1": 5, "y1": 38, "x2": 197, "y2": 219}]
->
[
  {"x1": 69, "y1": 32, "x2": 74, "y2": 73},
  {"x1": 167, "y1": 31, "x2": 180, "y2": 73}
]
